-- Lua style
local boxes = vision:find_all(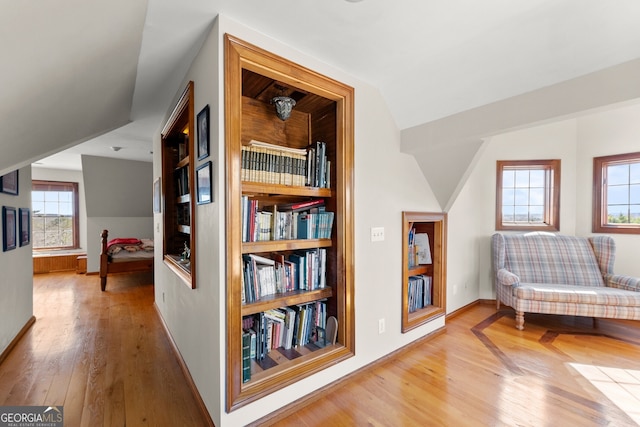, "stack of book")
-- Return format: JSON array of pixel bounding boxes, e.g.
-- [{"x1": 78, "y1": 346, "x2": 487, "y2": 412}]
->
[
  {"x1": 240, "y1": 140, "x2": 331, "y2": 189},
  {"x1": 241, "y1": 197, "x2": 334, "y2": 242},
  {"x1": 241, "y1": 249, "x2": 327, "y2": 304},
  {"x1": 408, "y1": 275, "x2": 432, "y2": 312},
  {"x1": 242, "y1": 300, "x2": 328, "y2": 368}
]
